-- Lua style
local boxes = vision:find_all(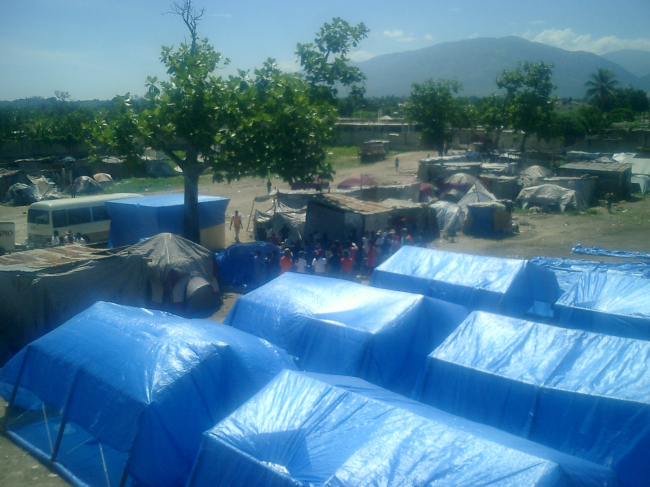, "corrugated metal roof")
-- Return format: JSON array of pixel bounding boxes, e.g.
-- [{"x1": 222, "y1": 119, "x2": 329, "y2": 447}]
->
[
  {"x1": 0, "y1": 245, "x2": 108, "y2": 271},
  {"x1": 312, "y1": 194, "x2": 395, "y2": 215},
  {"x1": 561, "y1": 162, "x2": 633, "y2": 173}
]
